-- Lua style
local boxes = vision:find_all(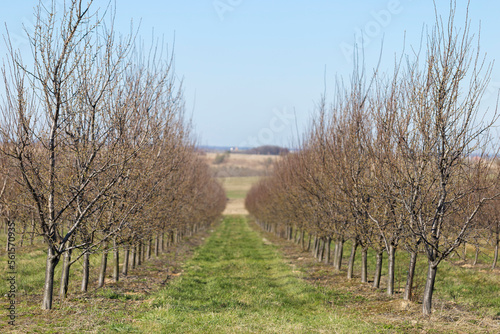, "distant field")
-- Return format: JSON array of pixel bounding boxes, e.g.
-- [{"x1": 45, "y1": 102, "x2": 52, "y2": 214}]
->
[
  {"x1": 222, "y1": 176, "x2": 260, "y2": 199},
  {"x1": 204, "y1": 152, "x2": 279, "y2": 177},
  {"x1": 202, "y1": 152, "x2": 279, "y2": 215},
  {"x1": 219, "y1": 176, "x2": 261, "y2": 215}
]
